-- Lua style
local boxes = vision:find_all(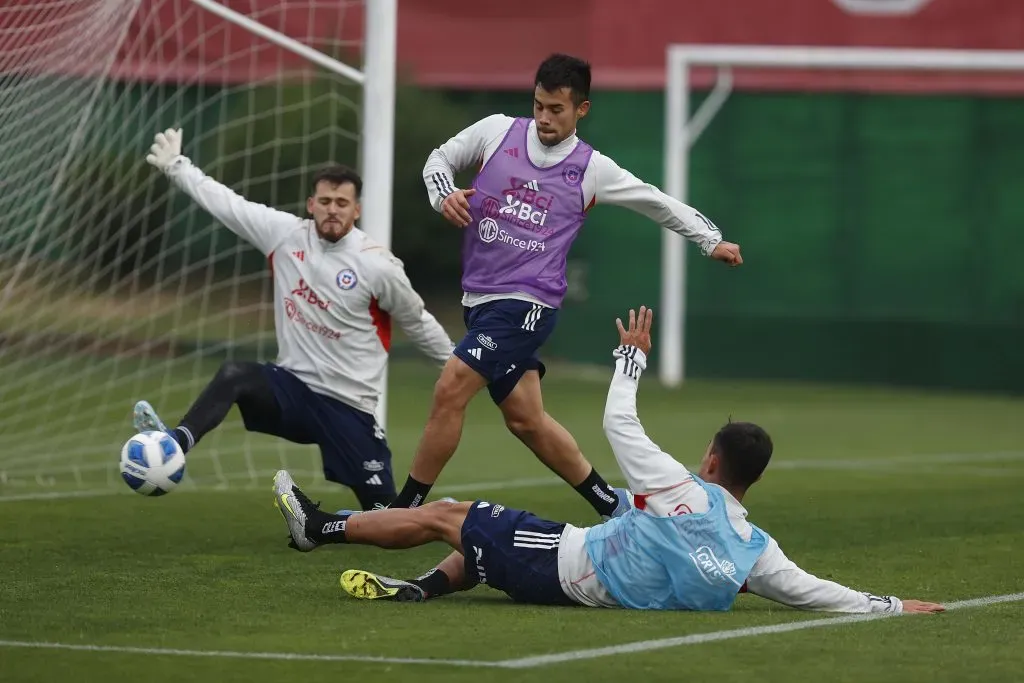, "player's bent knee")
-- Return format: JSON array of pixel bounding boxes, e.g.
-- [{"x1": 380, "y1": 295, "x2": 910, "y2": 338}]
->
[
  {"x1": 500, "y1": 395, "x2": 546, "y2": 439},
  {"x1": 417, "y1": 500, "x2": 472, "y2": 543},
  {"x1": 504, "y1": 412, "x2": 544, "y2": 440},
  {"x1": 216, "y1": 360, "x2": 257, "y2": 384},
  {"x1": 418, "y1": 499, "x2": 470, "y2": 515}
]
